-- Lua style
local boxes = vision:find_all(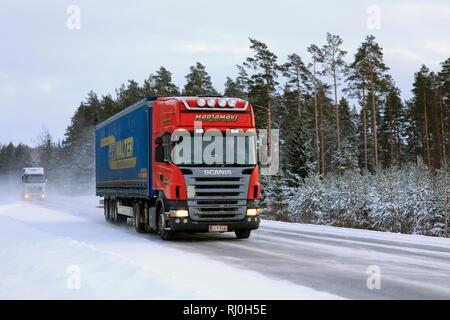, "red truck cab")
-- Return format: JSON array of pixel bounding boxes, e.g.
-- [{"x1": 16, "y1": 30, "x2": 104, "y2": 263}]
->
[{"x1": 150, "y1": 96, "x2": 260, "y2": 239}]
